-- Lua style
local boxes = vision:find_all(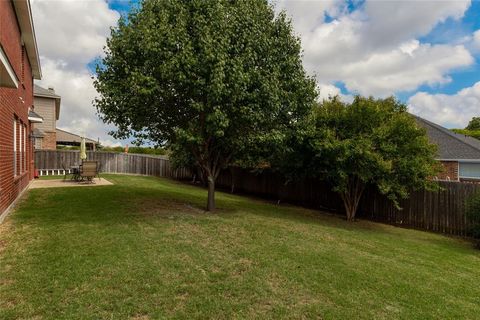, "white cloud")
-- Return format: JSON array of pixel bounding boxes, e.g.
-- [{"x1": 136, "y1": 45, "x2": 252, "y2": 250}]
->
[
  {"x1": 317, "y1": 83, "x2": 354, "y2": 103},
  {"x1": 340, "y1": 43, "x2": 473, "y2": 95},
  {"x1": 32, "y1": 0, "x2": 119, "y2": 70},
  {"x1": 37, "y1": 58, "x2": 121, "y2": 145},
  {"x1": 31, "y1": 0, "x2": 477, "y2": 143},
  {"x1": 317, "y1": 83, "x2": 341, "y2": 100},
  {"x1": 278, "y1": 0, "x2": 474, "y2": 96},
  {"x1": 408, "y1": 82, "x2": 480, "y2": 128},
  {"x1": 473, "y1": 30, "x2": 480, "y2": 51},
  {"x1": 32, "y1": 0, "x2": 123, "y2": 147},
  {"x1": 275, "y1": 0, "x2": 341, "y2": 33}
]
